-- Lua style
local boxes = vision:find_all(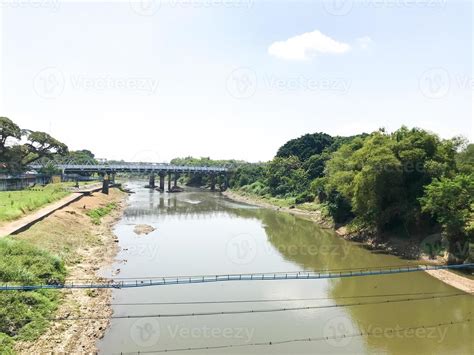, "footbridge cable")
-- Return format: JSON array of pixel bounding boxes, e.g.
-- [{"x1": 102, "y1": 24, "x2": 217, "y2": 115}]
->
[{"x1": 1, "y1": 263, "x2": 472, "y2": 291}]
